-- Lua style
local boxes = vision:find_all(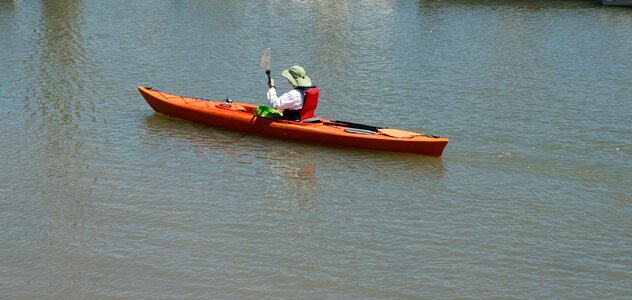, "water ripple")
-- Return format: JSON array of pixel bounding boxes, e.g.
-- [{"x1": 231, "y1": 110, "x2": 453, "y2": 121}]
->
[{"x1": 2, "y1": 1, "x2": 631, "y2": 299}]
